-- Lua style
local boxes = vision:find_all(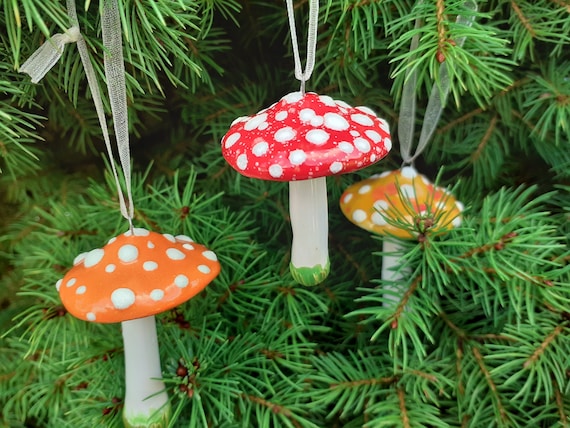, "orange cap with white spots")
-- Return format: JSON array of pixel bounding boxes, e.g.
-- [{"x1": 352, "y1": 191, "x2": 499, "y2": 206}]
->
[{"x1": 57, "y1": 228, "x2": 220, "y2": 323}]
